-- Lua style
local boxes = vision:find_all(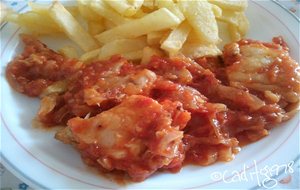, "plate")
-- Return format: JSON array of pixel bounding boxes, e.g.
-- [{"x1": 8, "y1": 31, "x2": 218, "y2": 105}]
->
[{"x1": 1, "y1": 1, "x2": 299, "y2": 189}]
